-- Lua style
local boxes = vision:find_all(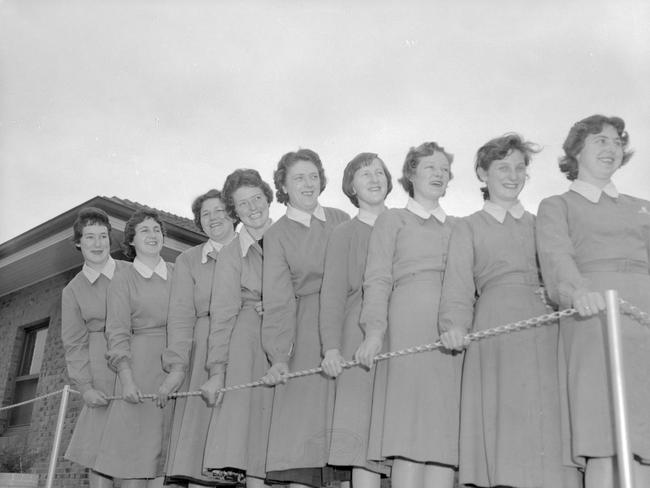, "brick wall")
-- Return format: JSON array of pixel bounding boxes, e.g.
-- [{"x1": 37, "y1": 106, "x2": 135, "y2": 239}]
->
[{"x1": 0, "y1": 268, "x2": 88, "y2": 488}]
